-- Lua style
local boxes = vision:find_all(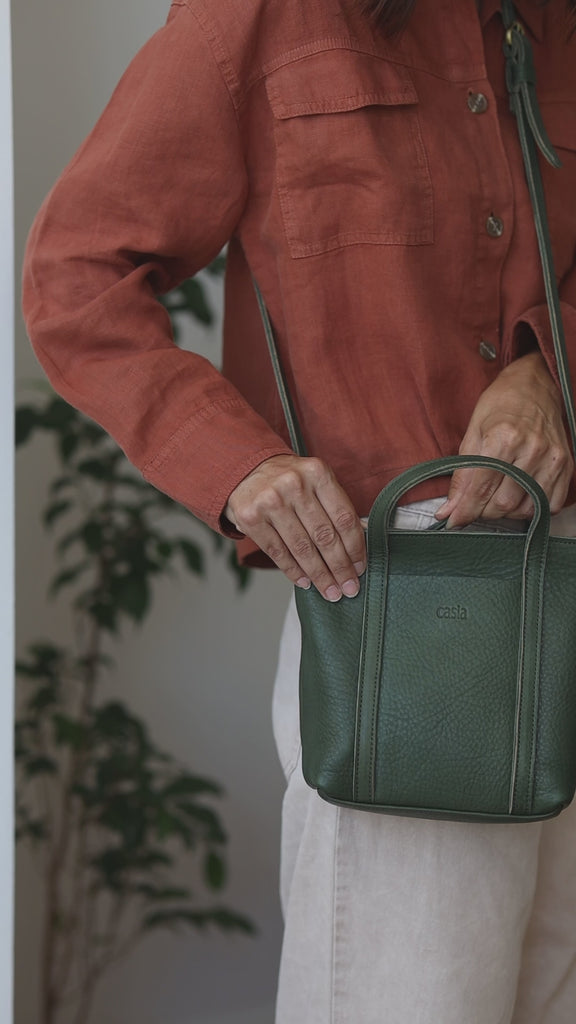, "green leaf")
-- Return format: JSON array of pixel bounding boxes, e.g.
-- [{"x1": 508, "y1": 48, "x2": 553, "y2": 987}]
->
[
  {"x1": 15, "y1": 724, "x2": 31, "y2": 759},
  {"x1": 204, "y1": 850, "x2": 227, "y2": 891},
  {"x1": 155, "y1": 540, "x2": 173, "y2": 559},
  {"x1": 153, "y1": 809, "x2": 192, "y2": 845},
  {"x1": 95, "y1": 753, "x2": 138, "y2": 787},
  {"x1": 93, "y1": 702, "x2": 149, "y2": 746},
  {"x1": 201, "y1": 908, "x2": 256, "y2": 934},
  {"x1": 87, "y1": 600, "x2": 118, "y2": 633},
  {"x1": 113, "y1": 473, "x2": 151, "y2": 491},
  {"x1": 41, "y1": 398, "x2": 78, "y2": 431},
  {"x1": 178, "y1": 278, "x2": 213, "y2": 325},
  {"x1": 76, "y1": 651, "x2": 116, "y2": 672},
  {"x1": 135, "y1": 885, "x2": 191, "y2": 902},
  {"x1": 48, "y1": 561, "x2": 90, "y2": 597},
  {"x1": 143, "y1": 907, "x2": 255, "y2": 934},
  {"x1": 16, "y1": 642, "x2": 66, "y2": 677},
  {"x1": 16, "y1": 660, "x2": 48, "y2": 679},
  {"x1": 81, "y1": 521, "x2": 104, "y2": 553},
  {"x1": 27, "y1": 685, "x2": 59, "y2": 713},
  {"x1": 227, "y1": 546, "x2": 251, "y2": 591},
  {"x1": 162, "y1": 776, "x2": 222, "y2": 799},
  {"x1": 16, "y1": 818, "x2": 49, "y2": 843},
  {"x1": 79, "y1": 420, "x2": 109, "y2": 445},
  {"x1": 52, "y1": 714, "x2": 87, "y2": 751},
  {"x1": 58, "y1": 432, "x2": 81, "y2": 463},
  {"x1": 113, "y1": 575, "x2": 150, "y2": 622},
  {"x1": 76, "y1": 458, "x2": 113, "y2": 481},
  {"x1": 56, "y1": 528, "x2": 82, "y2": 555},
  {"x1": 178, "y1": 540, "x2": 204, "y2": 576},
  {"x1": 15, "y1": 406, "x2": 39, "y2": 446},
  {"x1": 49, "y1": 475, "x2": 74, "y2": 494},
  {"x1": 43, "y1": 500, "x2": 73, "y2": 528},
  {"x1": 176, "y1": 803, "x2": 227, "y2": 844},
  {"x1": 210, "y1": 530, "x2": 225, "y2": 552},
  {"x1": 97, "y1": 800, "x2": 147, "y2": 846},
  {"x1": 25, "y1": 756, "x2": 58, "y2": 777},
  {"x1": 91, "y1": 848, "x2": 172, "y2": 884}
]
